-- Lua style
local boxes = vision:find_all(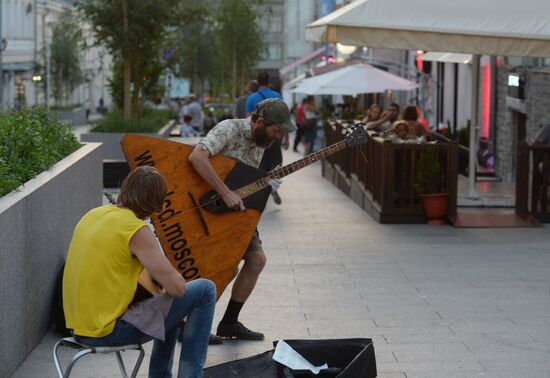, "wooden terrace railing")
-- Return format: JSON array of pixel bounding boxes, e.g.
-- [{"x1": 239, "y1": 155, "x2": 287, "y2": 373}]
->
[
  {"x1": 516, "y1": 142, "x2": 550, "y2": 222},
  {"x1": 325, "y1": 120, "x2": 458, "y2": 223}
]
